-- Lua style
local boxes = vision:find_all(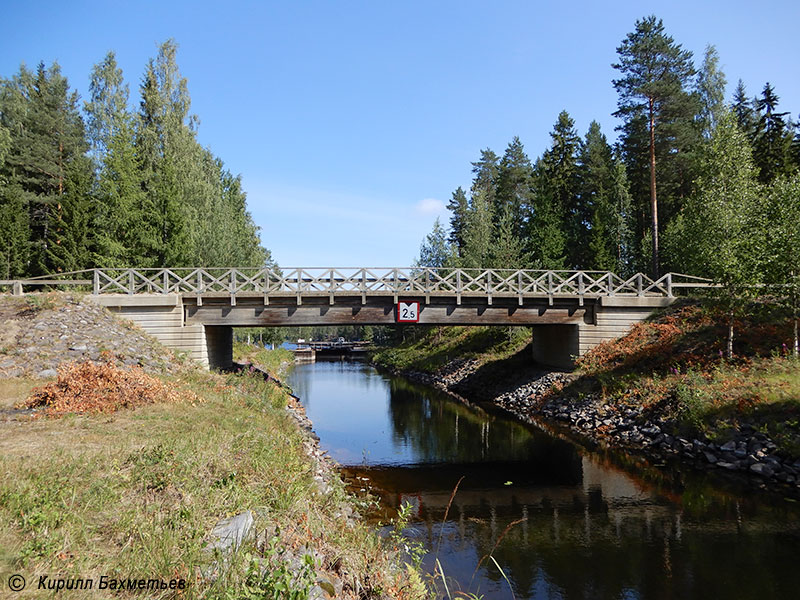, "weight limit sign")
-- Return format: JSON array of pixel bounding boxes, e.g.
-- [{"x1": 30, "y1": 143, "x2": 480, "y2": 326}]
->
[{"x1": 396, "y1": 300, "x2": 420, "y2": 323}]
